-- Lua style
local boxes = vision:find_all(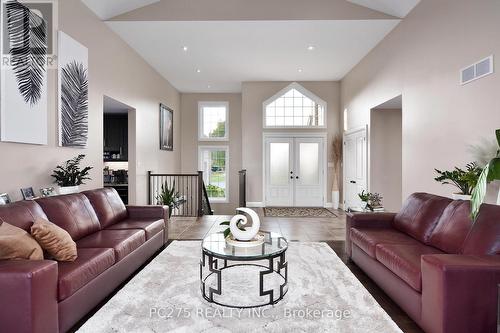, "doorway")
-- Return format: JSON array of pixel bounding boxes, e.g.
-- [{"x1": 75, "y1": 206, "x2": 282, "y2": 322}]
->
[
  {"x1": 343, "y1": 126, "x2": 368, "y2": 210},
  {"x1": 370, "y1": 95, "x2": 403, "y2": 211},
  {"x1": 103, "y1": 96, "x2": 135, "y2": 204},
  {"x1": 264, "y1": 134, "x2": 326, "y2": 207}
]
